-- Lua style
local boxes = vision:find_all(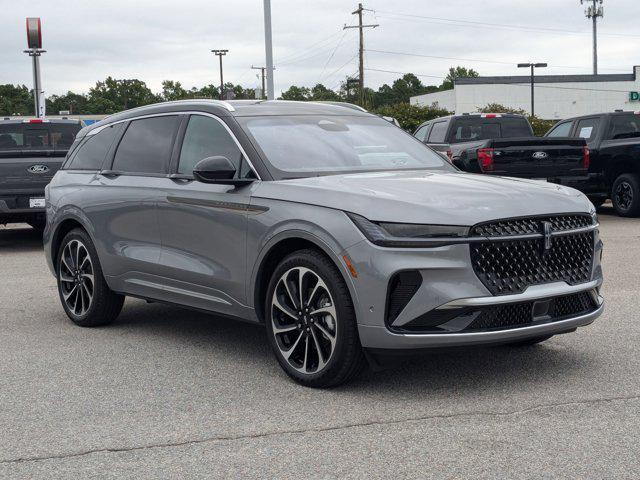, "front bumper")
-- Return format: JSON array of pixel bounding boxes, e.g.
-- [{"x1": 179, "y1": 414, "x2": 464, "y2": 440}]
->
[
  {"x1": 357, "y1": 283, "x2": 603, "y2": 350},
  {"x1": 345, "y1": 221, "x2": 604, "y2": 350}
]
